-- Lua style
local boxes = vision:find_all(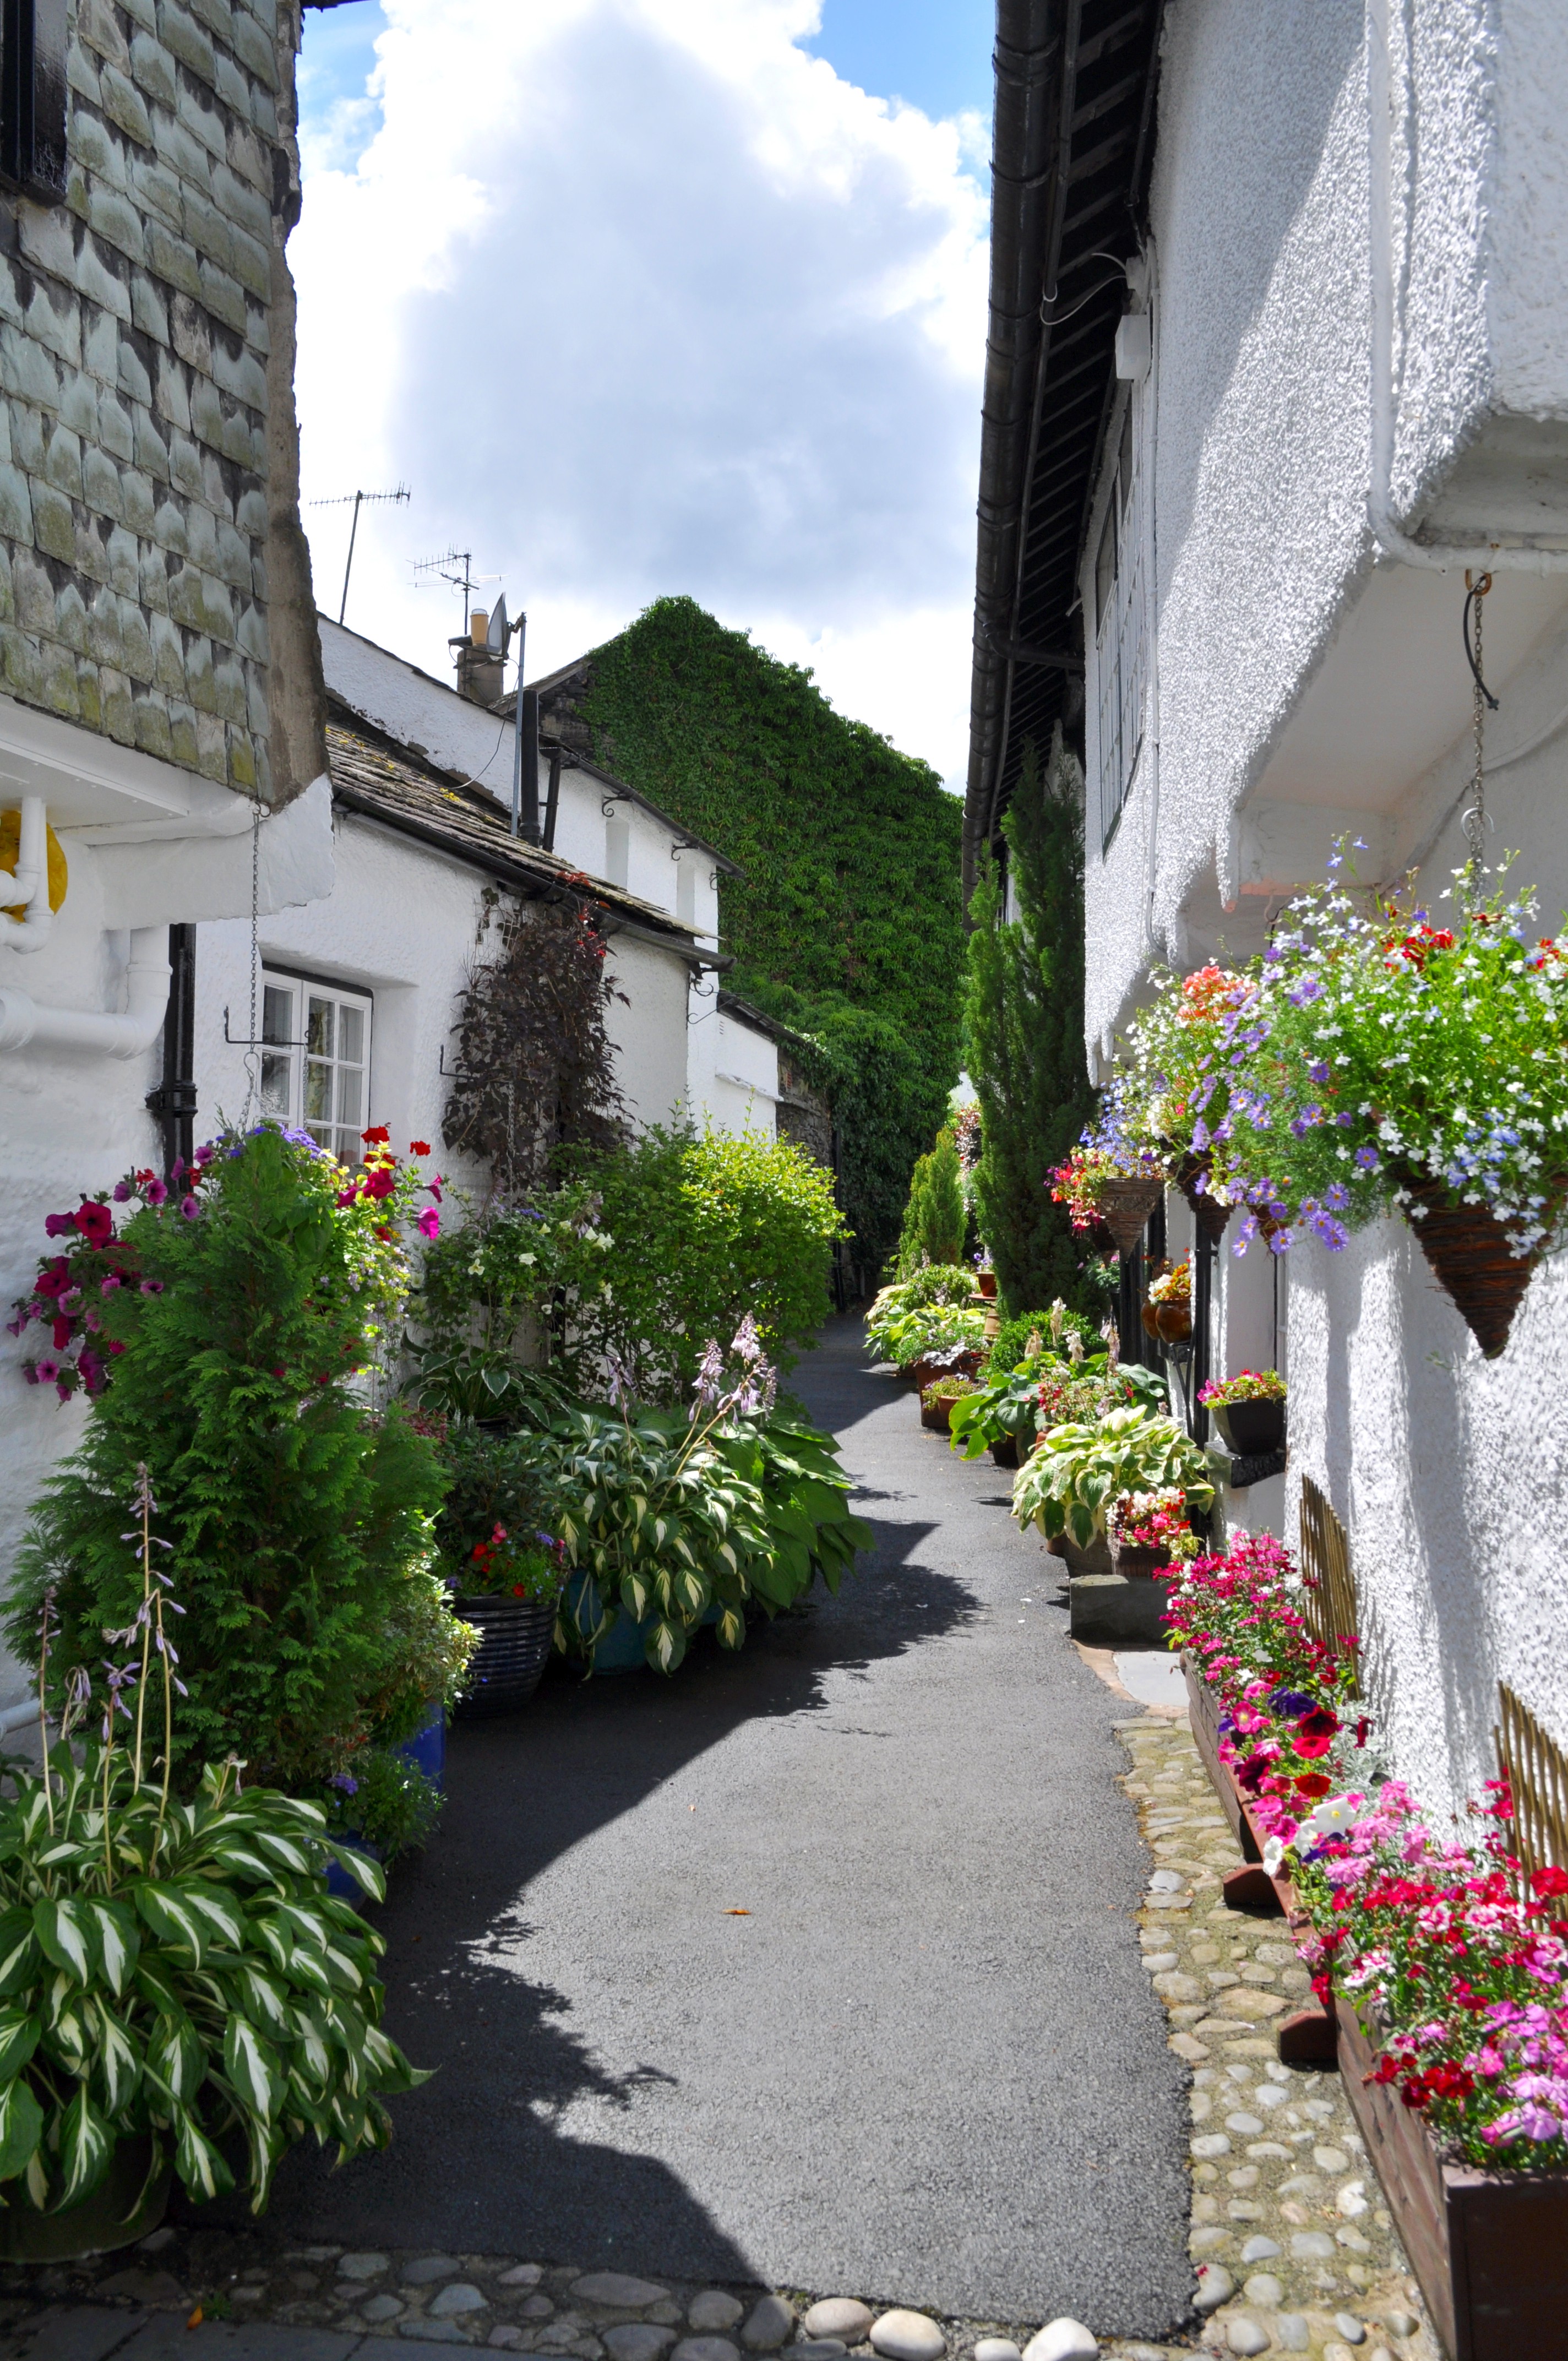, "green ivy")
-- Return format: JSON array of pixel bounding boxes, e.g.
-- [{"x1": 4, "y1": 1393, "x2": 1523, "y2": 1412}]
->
[{"x1": 573, "y1": 598, "x2": 965, "y2": 1275}]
